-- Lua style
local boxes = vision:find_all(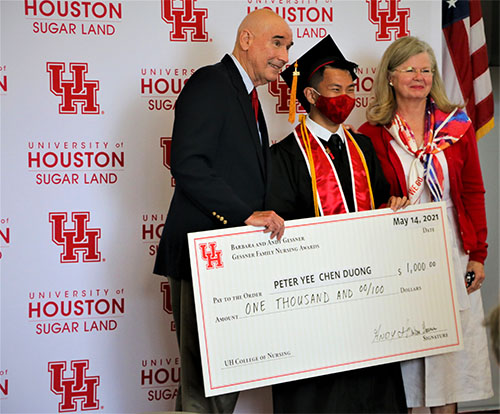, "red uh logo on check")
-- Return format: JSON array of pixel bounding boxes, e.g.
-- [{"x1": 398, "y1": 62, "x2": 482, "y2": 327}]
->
[
  {"x1": 199, "y1": 242, "x2": 223, "y2": 270},
  {"x1": 366, "y1": 0, "x2": 410, "y2": 41}
]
